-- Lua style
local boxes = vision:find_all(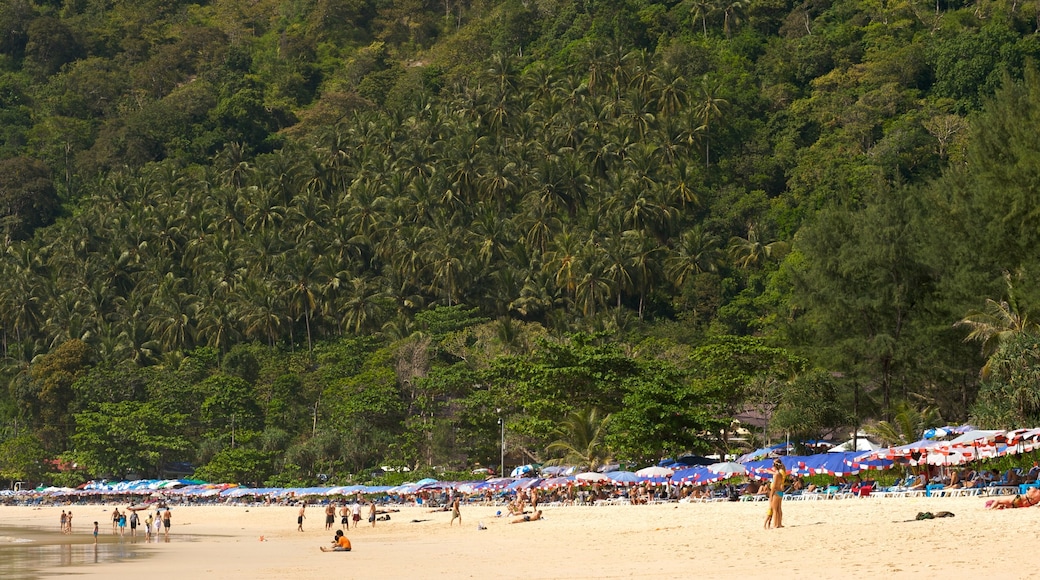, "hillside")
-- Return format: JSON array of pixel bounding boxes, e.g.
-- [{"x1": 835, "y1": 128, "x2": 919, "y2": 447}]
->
[{"x1": 2, "y1": 0, "x2": 1040, "y2": 486}]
